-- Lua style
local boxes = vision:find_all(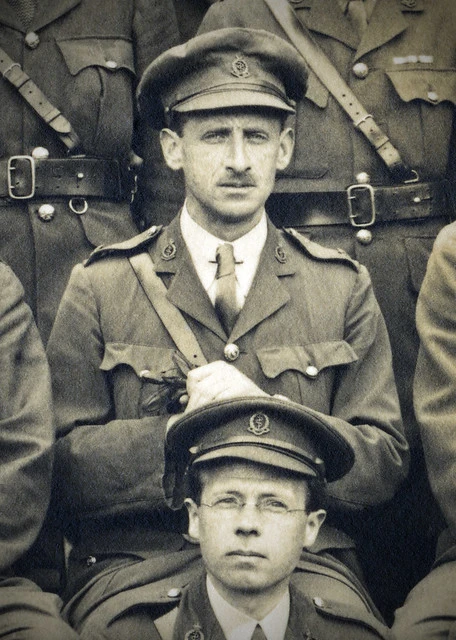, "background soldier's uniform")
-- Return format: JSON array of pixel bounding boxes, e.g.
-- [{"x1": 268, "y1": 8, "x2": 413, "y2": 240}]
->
[
  {"x1": 46, "y1": 219, "x2": 407, "y2": 636},
  {"x1": 0, "y1": 262, "x2": 78, "y2": 639},
  {"x1": 0, "y1": 0, "x2": 180, "y2": 344},
  {"x1": 198, "y1": 0, "x2": 456, "y2": 616}
]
